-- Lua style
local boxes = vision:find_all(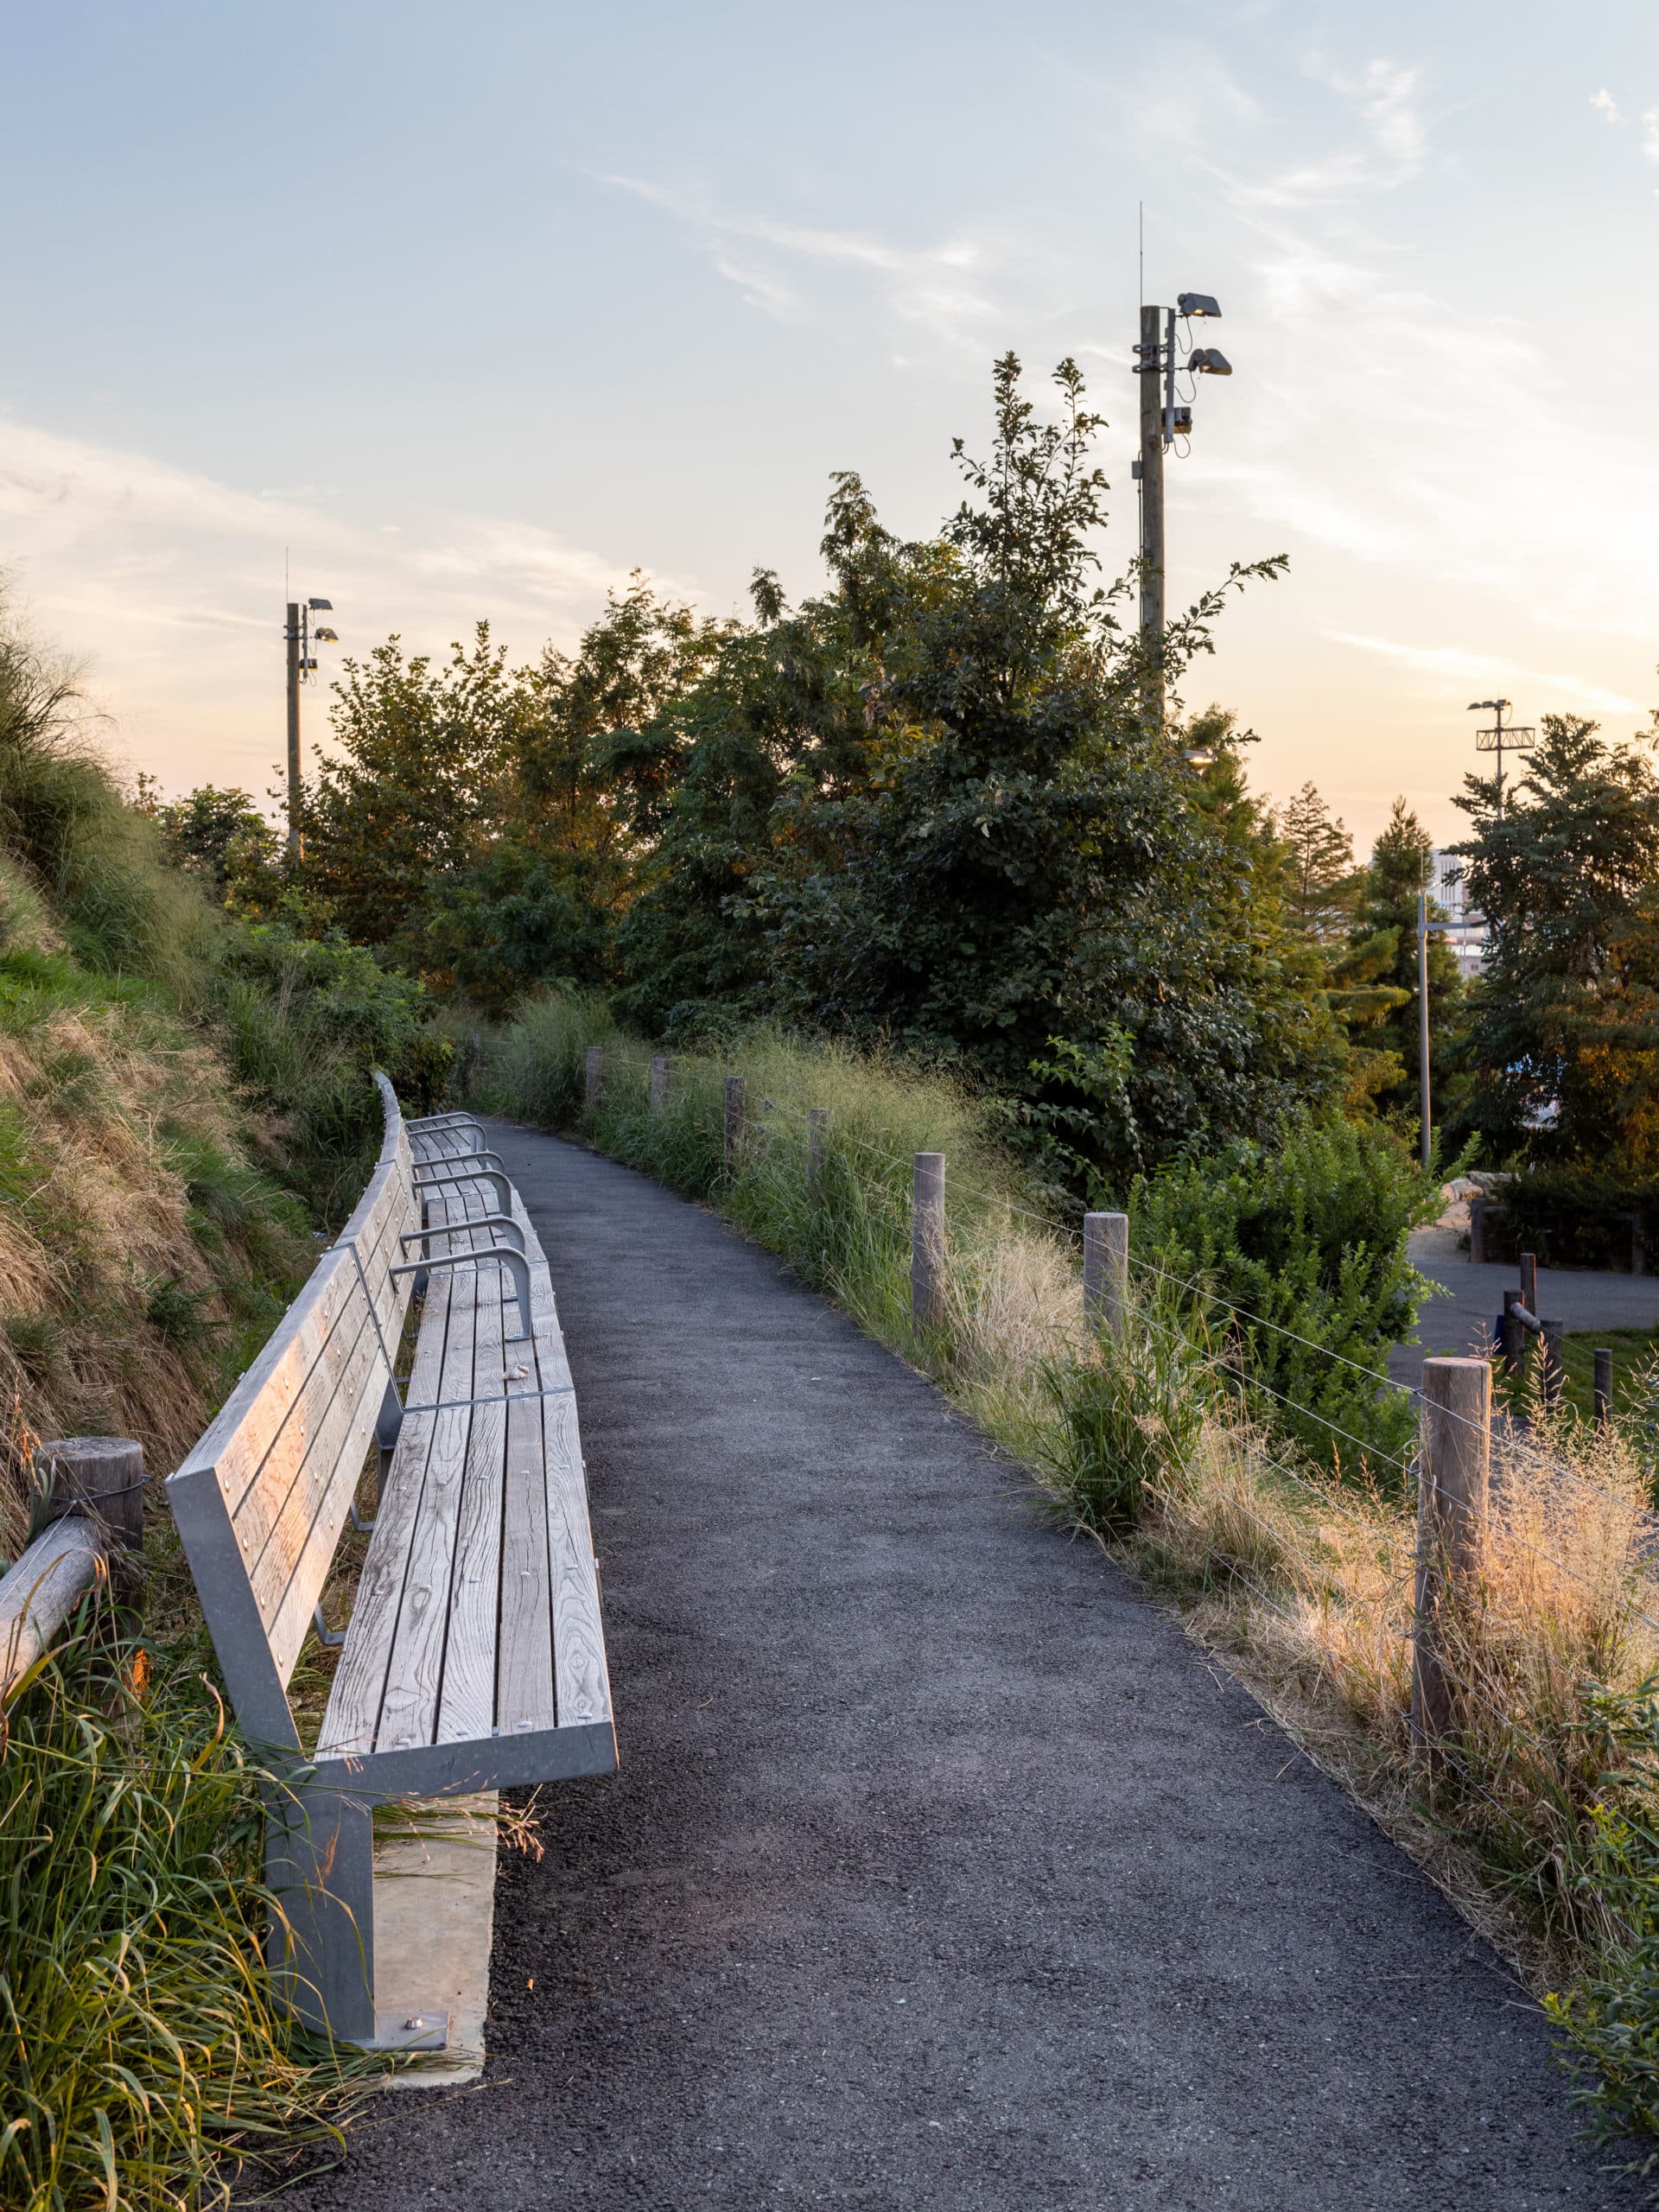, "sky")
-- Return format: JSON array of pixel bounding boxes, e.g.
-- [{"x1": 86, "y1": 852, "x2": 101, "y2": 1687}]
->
[{"x1": 2, "y1": 0, "x2": 1656, "y2": 854}]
